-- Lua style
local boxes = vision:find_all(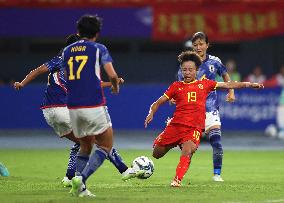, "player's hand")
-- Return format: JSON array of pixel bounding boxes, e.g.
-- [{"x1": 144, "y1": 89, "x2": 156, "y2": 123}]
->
[
  {"x1": 144, "y1": 113, "x2": 153, "y2": 128},
  {"x1": 169, "y1": 98, "x2": 176, "y2": 105},
  {"x1": 251, "y1": 83, "x2": 264, "y2": 89},
  {"x1": 226, "y1": 91, "x2": 235, "y2": 103},
  {"x1": 14, "y1": 82, "x2": 23, "y2": 90},
  {"x1": 111, "y1": 85, "x2": 120, "y2": 94},
  {"x1": 118, "y1": 78, "x2": 124, "y2": 84}
]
